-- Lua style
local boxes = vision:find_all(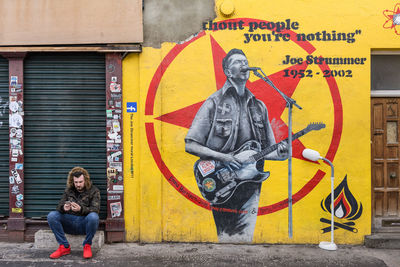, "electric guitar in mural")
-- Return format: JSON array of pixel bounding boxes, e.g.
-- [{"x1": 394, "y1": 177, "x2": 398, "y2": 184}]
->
[{"x1": 194, "y1": 122, "x2": 325, "y2": 205}]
